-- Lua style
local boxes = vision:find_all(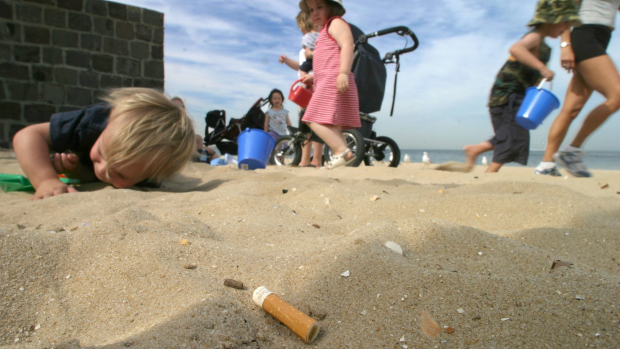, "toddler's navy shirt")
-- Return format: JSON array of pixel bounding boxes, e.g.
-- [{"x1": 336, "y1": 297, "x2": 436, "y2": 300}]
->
[{"x1": 49, "y1": 103, "x2": 110, "y2": 168}]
